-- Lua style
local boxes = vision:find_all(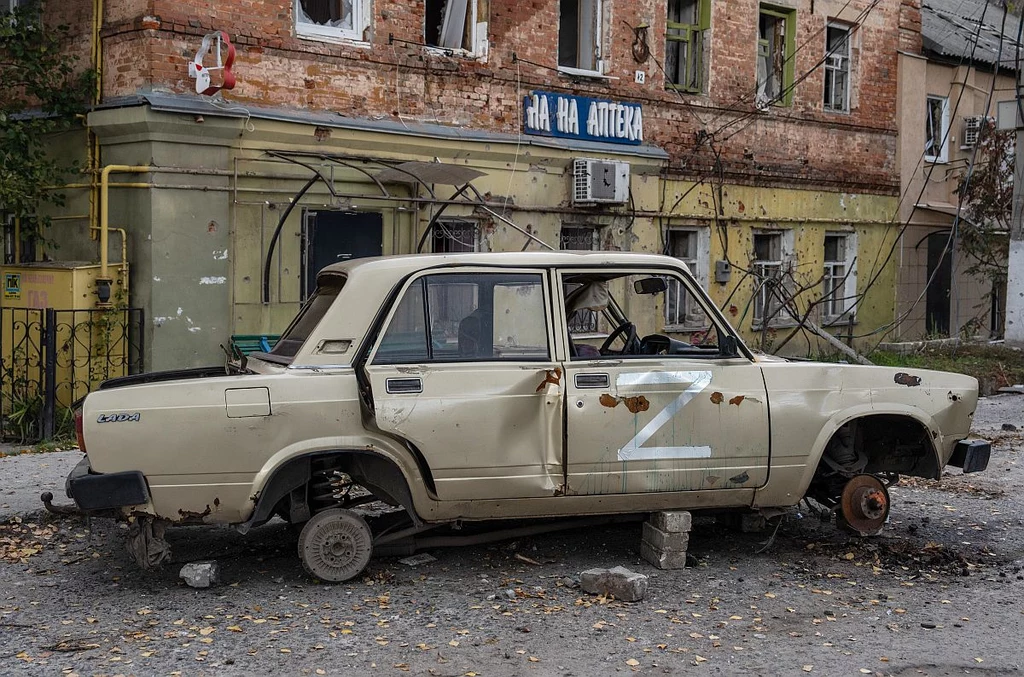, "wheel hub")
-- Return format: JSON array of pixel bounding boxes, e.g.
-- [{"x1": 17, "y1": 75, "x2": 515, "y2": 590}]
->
[
  {"x1": 838, "y1": 474, "x2": 890, "y2": 536},
  {"x1": 298, "y1": 508, "x2": 373, "y2": 582}
]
